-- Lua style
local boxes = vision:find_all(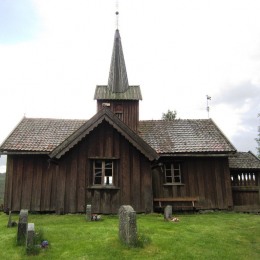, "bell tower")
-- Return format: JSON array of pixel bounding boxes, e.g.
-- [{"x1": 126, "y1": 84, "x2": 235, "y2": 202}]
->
[{"x1": 94, "y1": 14, "x2": 142, "y2": 132}]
